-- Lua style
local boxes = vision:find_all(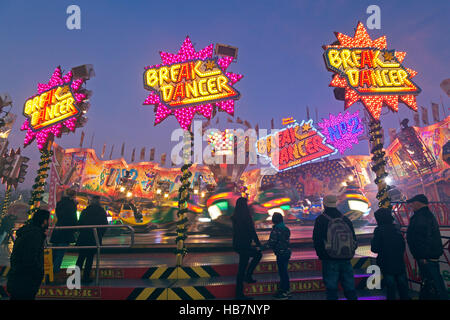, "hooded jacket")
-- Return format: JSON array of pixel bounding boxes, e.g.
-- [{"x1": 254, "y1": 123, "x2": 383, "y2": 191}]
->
[
  {"x1": 50, "y1": 196, "x2": 78, "y2": 244},
  {"x1": 7, "y1": 222, "x2": 46, "y2": 296},
  {"x1": 371, "y1": 212, "x2": 406, "y2": 275},
  {"x1": 406, "y1": 206, "x2": 443, "y2": 260},
  {"x1": 263, "y1": 222, "x2": 291, "y2": 257},
  {"x1": 313, "y1": 207, "x2": 357, "y2": 260}
]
